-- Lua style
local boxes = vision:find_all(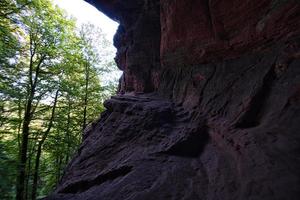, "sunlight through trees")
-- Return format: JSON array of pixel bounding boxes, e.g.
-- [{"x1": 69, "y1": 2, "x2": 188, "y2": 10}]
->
[{"x1": 0, "y1": 0, "x2": 118, "y2": 199}]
